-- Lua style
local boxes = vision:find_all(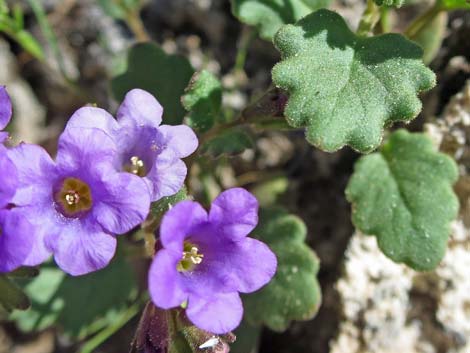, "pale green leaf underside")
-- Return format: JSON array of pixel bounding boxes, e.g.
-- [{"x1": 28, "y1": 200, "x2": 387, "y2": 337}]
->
[
  {"x1": 243, "y1": 208, "x2": 321, "y2": 331},
  {"x1": 272, "y1": 9, "x2": 436, "y2": 153},
  {"x1": 346, "y1": 130, "x2": 459, "y2": 271},
  {"x1": 231, "y1": 0, "x2": 331, "y2": 40}
]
